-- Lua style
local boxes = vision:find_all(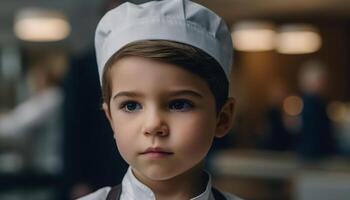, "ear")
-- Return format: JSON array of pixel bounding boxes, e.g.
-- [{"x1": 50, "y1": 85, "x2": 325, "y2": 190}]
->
[
  {"x1": 215, "y1": 97, "x2": 235, "y2": 138},
  {"x1": 102, "y1": 102, "x2": 115, "y2": 131}
]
